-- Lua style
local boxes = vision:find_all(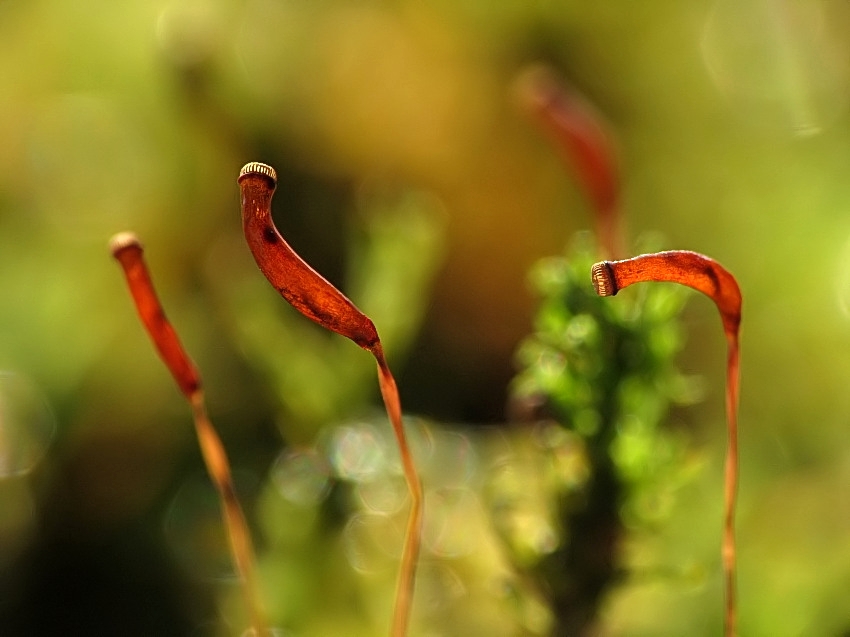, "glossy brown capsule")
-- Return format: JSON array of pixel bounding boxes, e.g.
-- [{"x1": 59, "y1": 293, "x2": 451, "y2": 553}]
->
[
  {"x1": 518, "y1": 65, "x2": 622, "y2": 258},
  {"x1": 238, "y1": 162, "x2": 380, "y2": 351},
  {"x1": 110, "y1": 232, "x2": 201, "y2": 397}
]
